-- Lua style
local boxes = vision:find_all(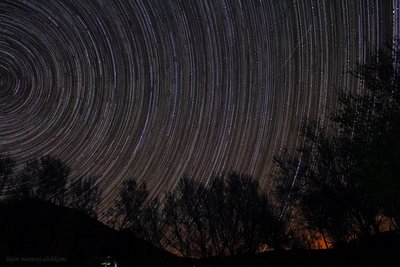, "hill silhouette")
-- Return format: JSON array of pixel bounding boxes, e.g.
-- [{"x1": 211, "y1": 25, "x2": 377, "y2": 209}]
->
[
  {"x1": 0, "y1": 200, "x2": 189, "y2": 267},
  {"x1": 0, "y1": 200, "x2": 399, "y2": 267}
]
